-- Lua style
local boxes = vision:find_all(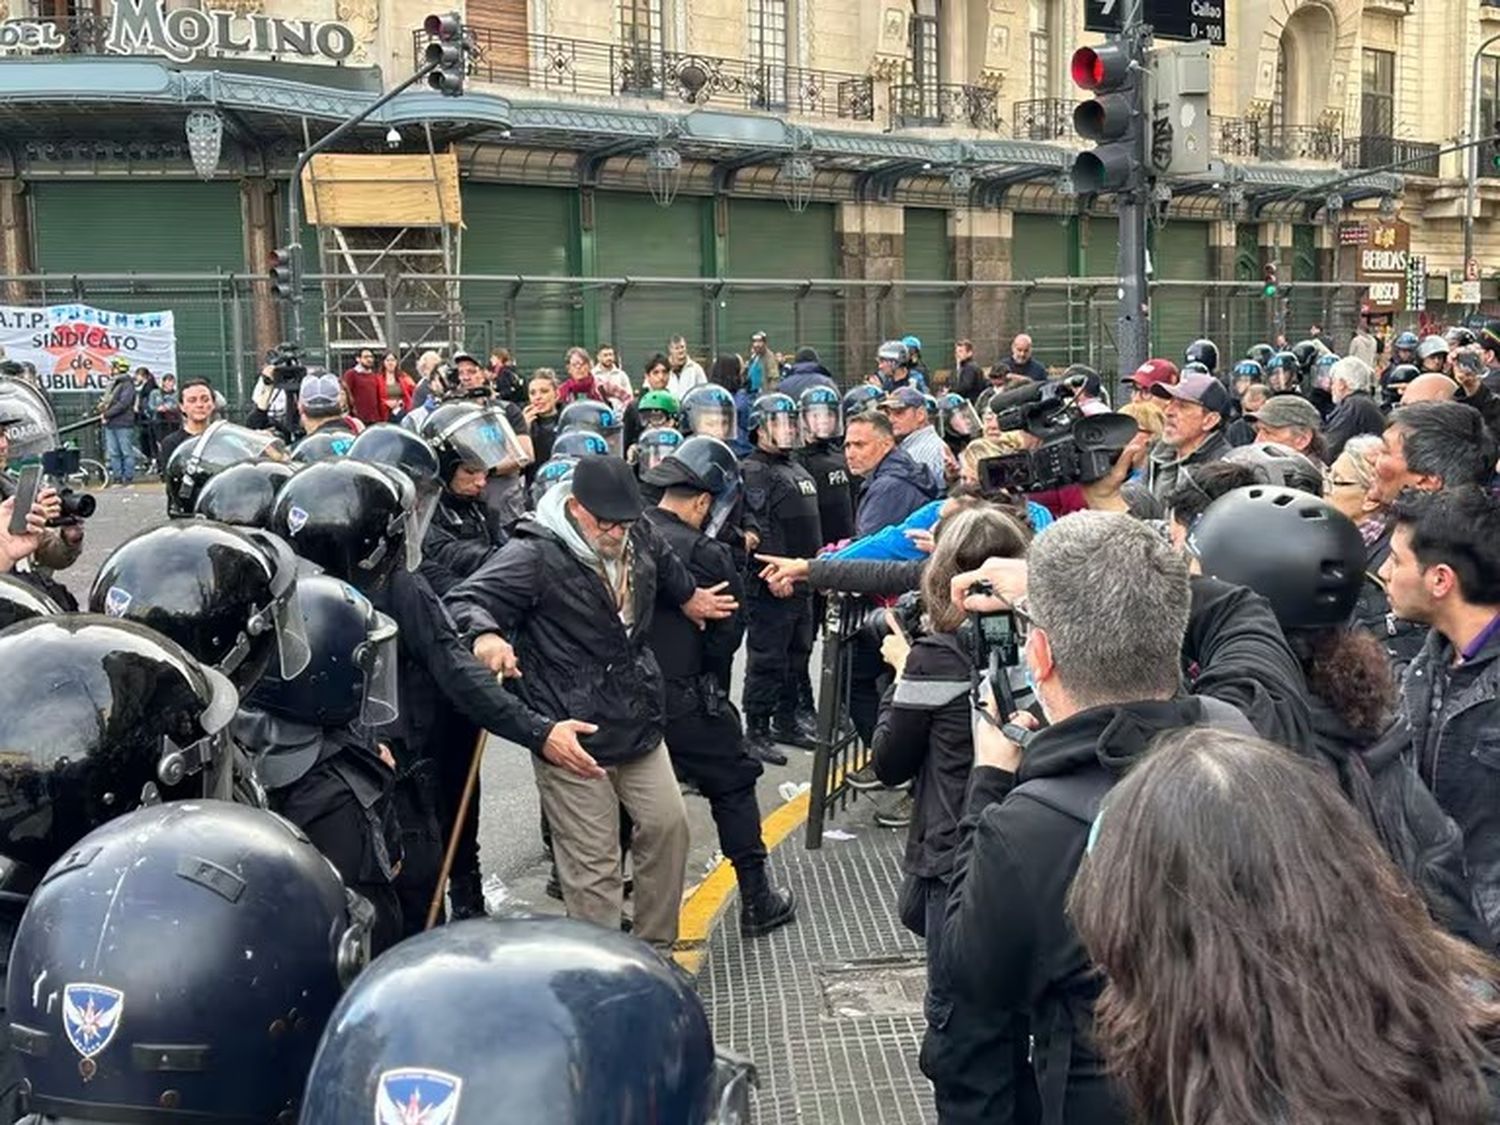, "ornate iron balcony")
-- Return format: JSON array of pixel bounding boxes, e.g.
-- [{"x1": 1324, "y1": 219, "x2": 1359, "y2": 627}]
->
[
  {"x1": 1213, "y1": 117, "x2": 1261, "y2": 158},
  {"x1": 1342, "y1": 135, "x2": 1440, "y2": 177},
  {"x1": 412, "y1": 29, "x2": 874, "y2": 122},
  {"x1": 1012, "y1": 98, "x2": 1072, "y2": 142},
  {"x1": 1261, "y1": 124, "x2": 1344, "y2": 162},
  {"x1": 889, "y1": 84, "x2": 1002, "y2": 132}
]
